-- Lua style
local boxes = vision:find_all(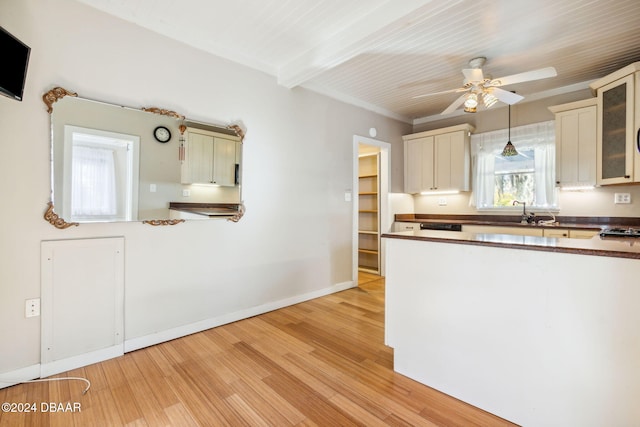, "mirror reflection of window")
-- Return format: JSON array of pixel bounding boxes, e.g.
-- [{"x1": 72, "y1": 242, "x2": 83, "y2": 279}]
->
[{"x1": 63, "y1": 126, "x2": 140, "y2": 222}]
